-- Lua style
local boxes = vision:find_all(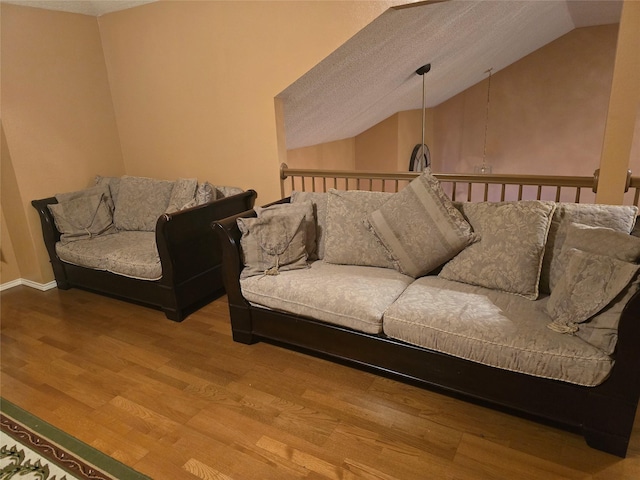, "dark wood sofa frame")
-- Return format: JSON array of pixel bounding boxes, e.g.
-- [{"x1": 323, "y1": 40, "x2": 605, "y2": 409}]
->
[
  {"x1": 213, "y1": 198, "x2": 640, "y2": 457},
  {"x1": 33, "y1": 189, "x2": 257, "y2": 321}
]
